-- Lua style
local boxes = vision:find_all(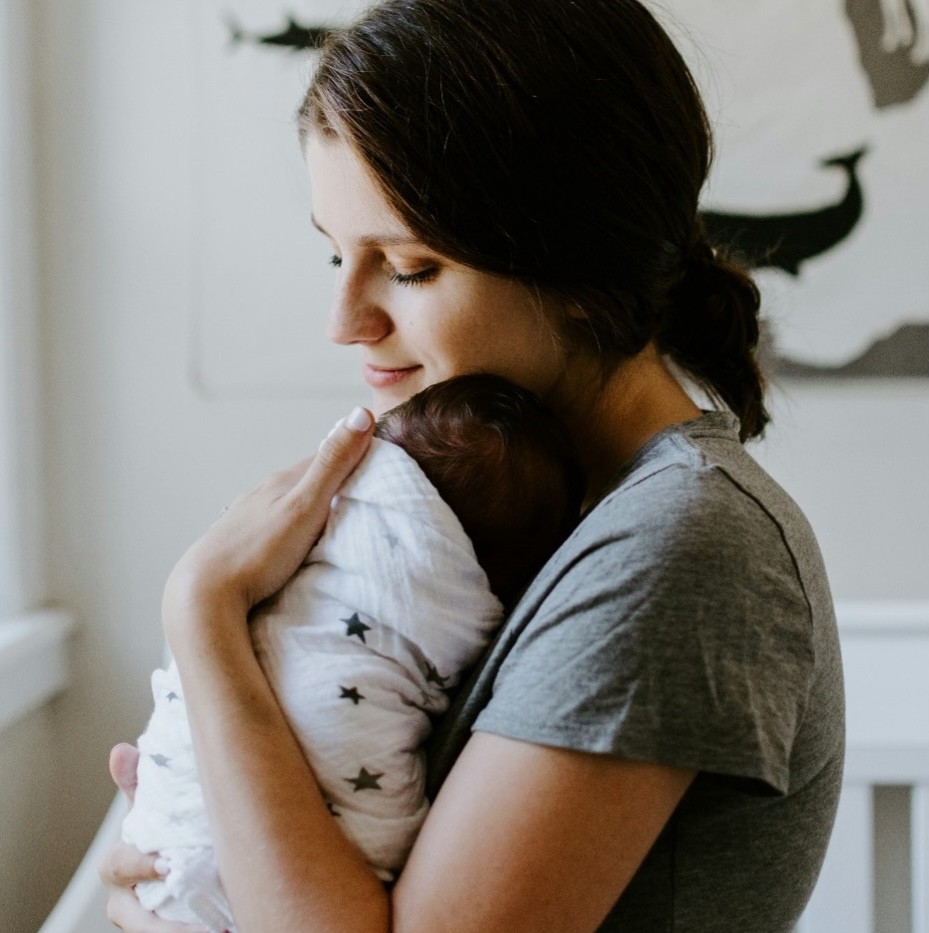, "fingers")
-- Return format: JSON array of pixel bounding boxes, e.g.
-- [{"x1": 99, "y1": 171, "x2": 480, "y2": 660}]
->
[
  {"x1": 99, "y1": 838, "x2": 166, "y2": 888},
  {"x1": 292, "y1": 407, "x2": 374, "y2": 508},
  {"x1": 110, "y1": 743, "x2": 141, "y2": 804},
  {"x1": 101, "y1": 843, "x2": 204, "y2": 932},
  {"x1": 106, "y1": 886, "x2": 208, "y2": 932},
  {"x1": 164, "y1": 407, "x2": 375, "y2": 614}
]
